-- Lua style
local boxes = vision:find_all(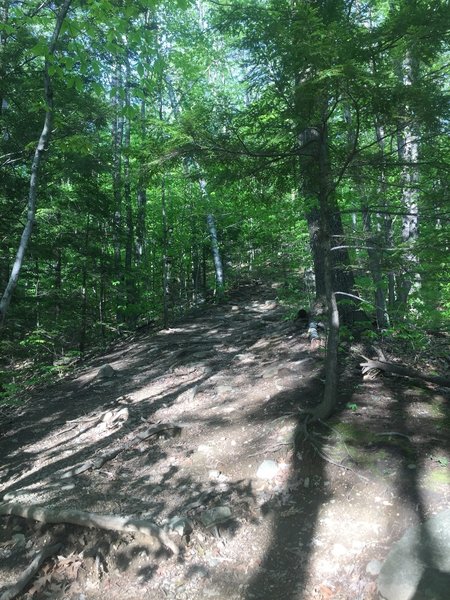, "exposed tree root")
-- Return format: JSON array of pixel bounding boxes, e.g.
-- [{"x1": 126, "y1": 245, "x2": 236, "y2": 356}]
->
[
  {"x1": 0, "y1": 503, "x2": 178, "y2": 555},
  {"x1": 0, "y1": 542, "x2": 62, "y2": 600}
]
